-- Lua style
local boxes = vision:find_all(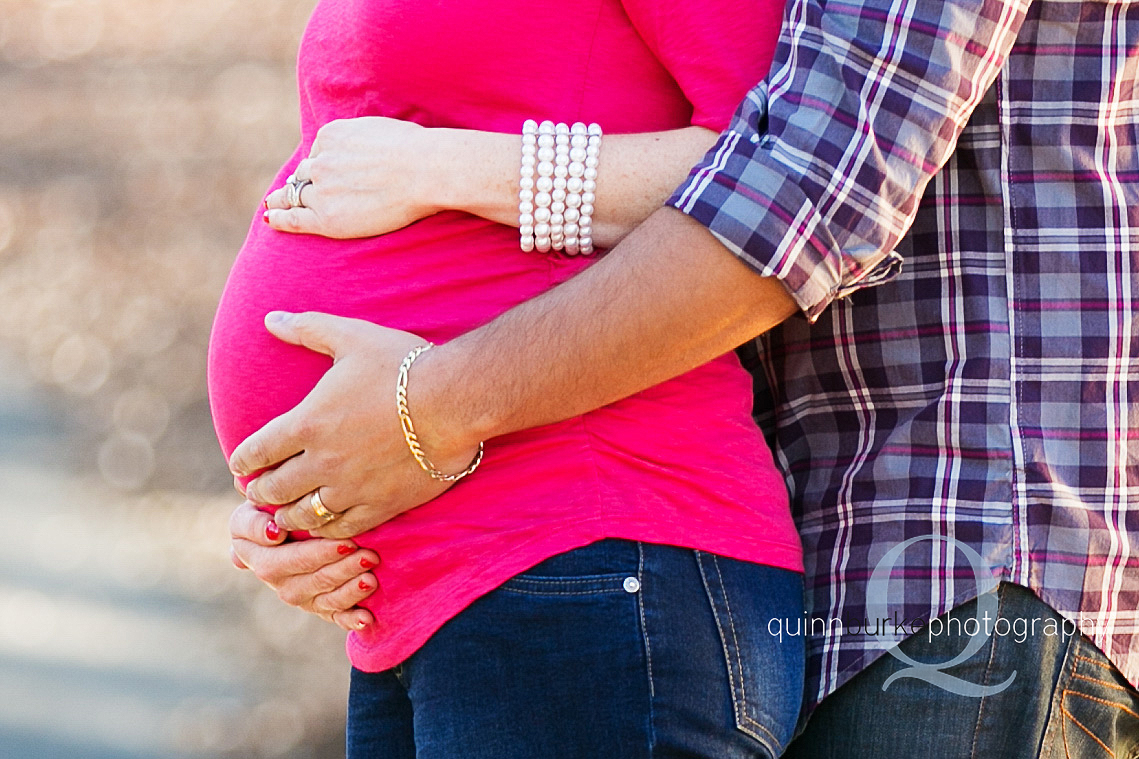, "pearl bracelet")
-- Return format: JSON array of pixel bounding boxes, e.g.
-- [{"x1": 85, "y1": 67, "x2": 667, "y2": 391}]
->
[
  {"x1": 520, "y1": 119, "x2": 601, "y2": 255},
  {"x1": 519, "y1": 120, "x2": 538, "y2": 252}
]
